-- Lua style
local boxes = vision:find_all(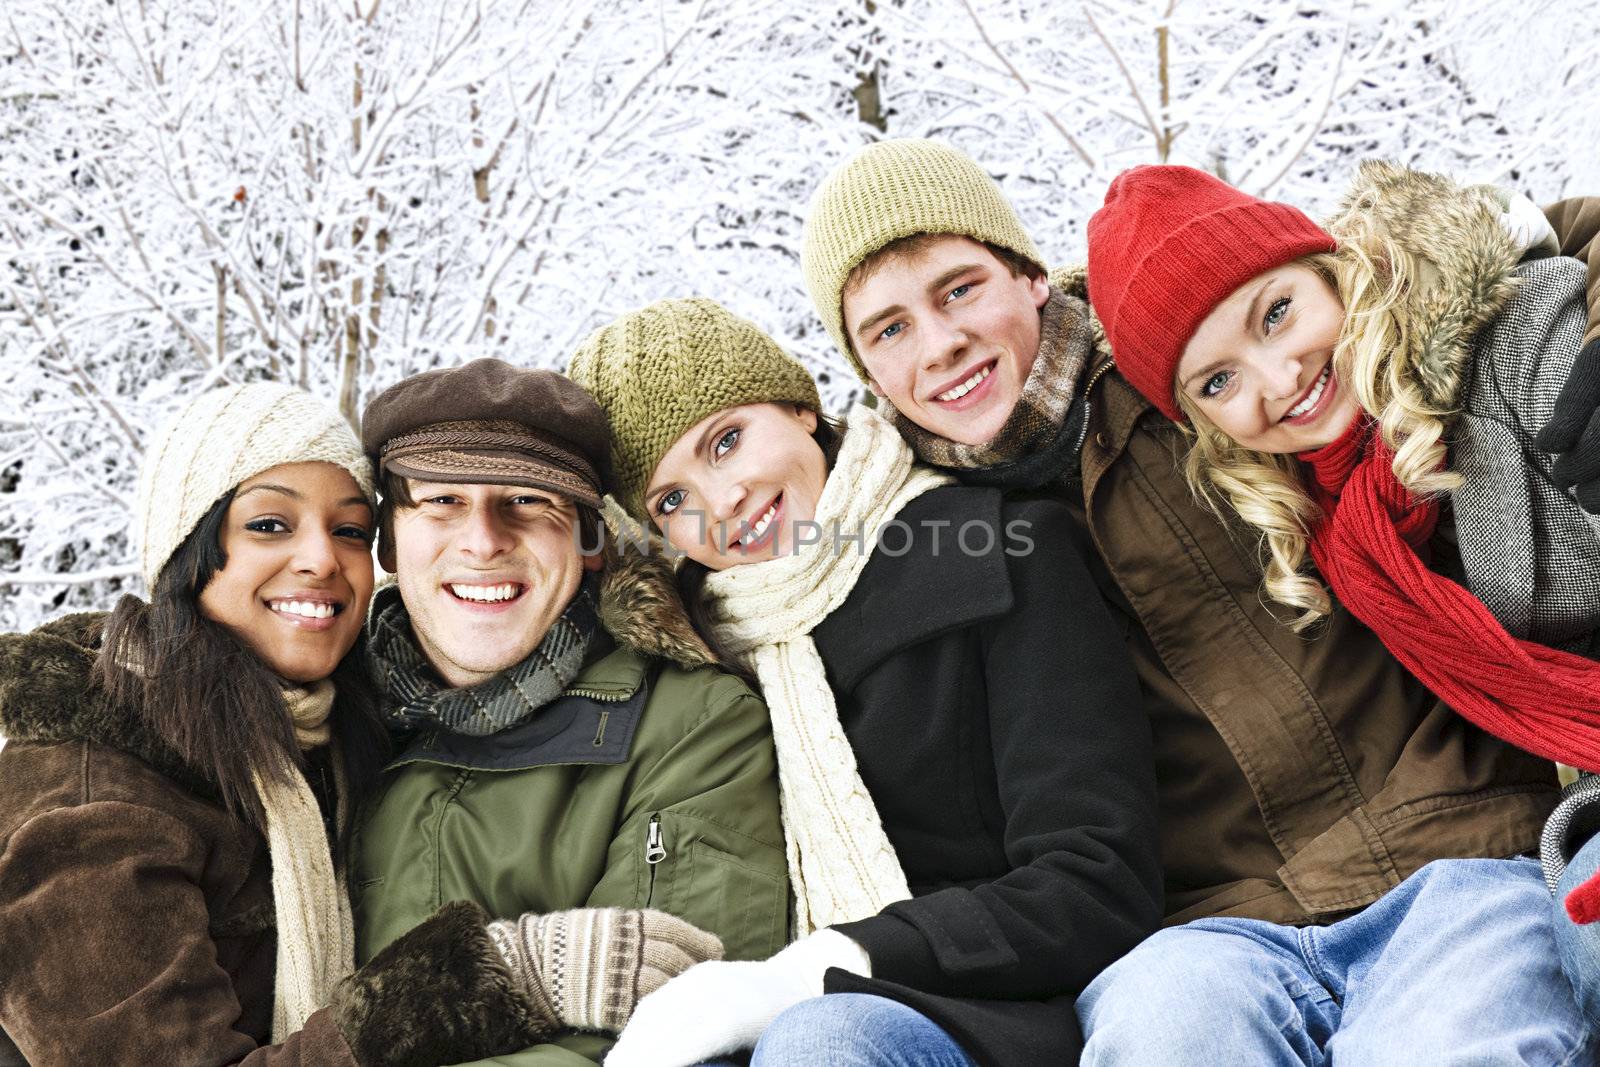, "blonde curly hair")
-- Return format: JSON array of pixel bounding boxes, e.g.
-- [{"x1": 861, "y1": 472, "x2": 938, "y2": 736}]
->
[{"x1": 1177, "y1": 211, "x2": 1465, "y2": 631}]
